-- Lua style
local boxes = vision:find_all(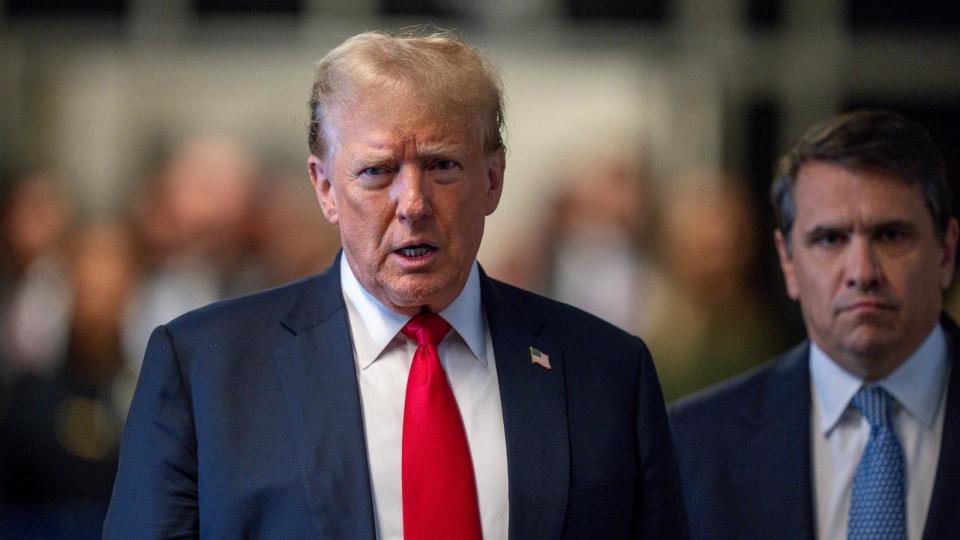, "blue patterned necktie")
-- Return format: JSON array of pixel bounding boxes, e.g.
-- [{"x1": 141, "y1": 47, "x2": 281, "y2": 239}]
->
[{"x1": 847, "y1": 386, "x2": 906, "y2": 540}]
